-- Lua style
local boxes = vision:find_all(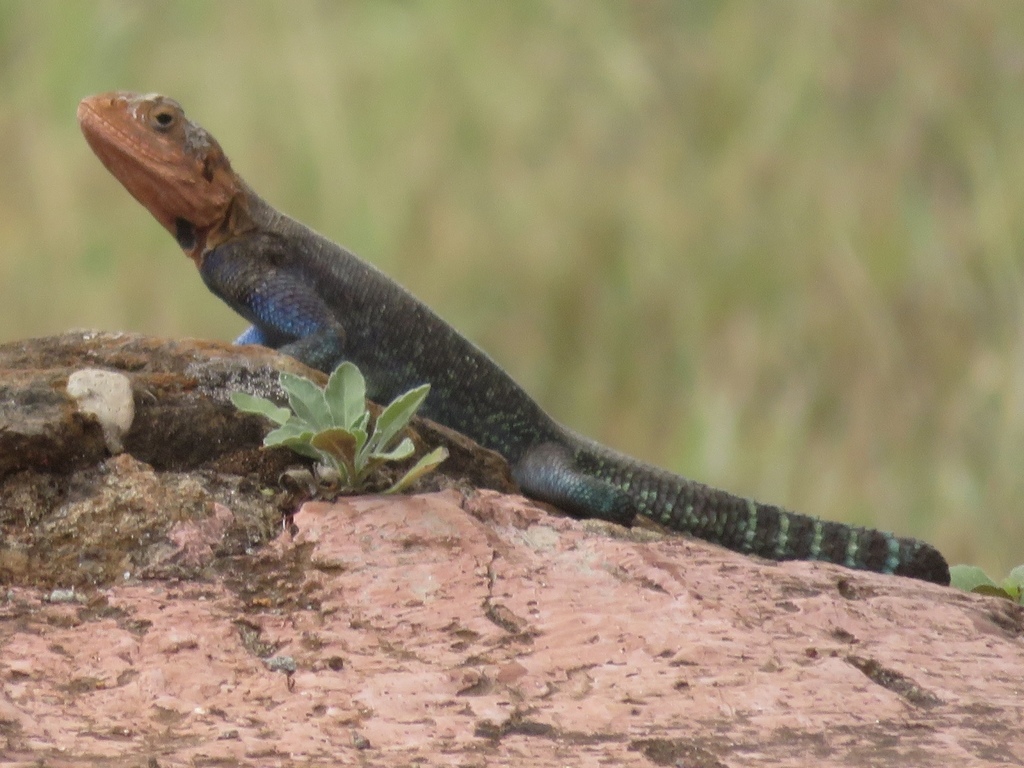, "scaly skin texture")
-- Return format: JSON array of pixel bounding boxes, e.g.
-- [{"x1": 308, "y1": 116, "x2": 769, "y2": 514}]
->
[{"x1": 78, "y1": 91, "x2": 950, "y2": 584}]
